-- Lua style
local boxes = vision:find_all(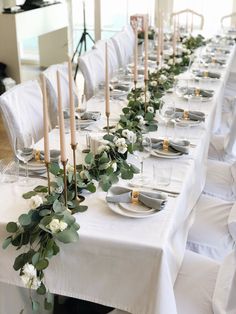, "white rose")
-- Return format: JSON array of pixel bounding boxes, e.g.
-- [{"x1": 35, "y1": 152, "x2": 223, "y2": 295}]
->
[
  {"x1": 168, "y1": 58, "x2": 174, "y2": 65},
  {"x1": 159, "y1": 74, "x2": 167, "y2": 84},
  {"x1": 67, "y1": 164, "x2": 74, "y2": 173},
  {"x1": 30, "y1": 195, "x2": 43, "y2": 209},
  {"x1": 111, "y1": 162, "x2": 117, "y2": 172},
  {"x1": 115, "y1": 138, "x2": 126, "y2": 147},
  {"x1": 97, "y1": 144, "x2": 110, "y2": 154},
  {"x1": 136, "y1": 115, "x2": 145, "y2": 126},
  {"x1": 117, "y1": 145, "x2": 128, "y2": 154},
  {"x1": 186, "y1": 49, "x2": 191, "y2": 55},
  {"x1": 114, "y1": 123, "x2": 122, "y2": 131},
  {"x1": 147, "y1": 106, "x2": 154, "y2": 113},
  {"x1": 80, "y1": 170, "x2": 88, "y2": 180},
  {"x1": 21, "y1": 263, "x2": 41, "y2": 289},
  {"x1": 161, "y1": 64, "x2": 170, "y2": 70},
  {"x1": 138, "y1": 94, "x2": 145, "y2": 103},
  {"x1": 122, "y1": 129, "x2": 129, "y2": 138},
  {"x1": 48, "y1": 219, "x2": 68, "y2": 233},
  {"x1": 126, "y1": 131, "x2": 137, "y2": 143},
  {"x1": 55, "y1": 186, "x2": 63, "y2": 194},
  {"x1": 175, "y1": 58, "x2": 182, "y2": 64},
  {"x1": 150, "y1": 80, "x2": 157, "y2": 87}
]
